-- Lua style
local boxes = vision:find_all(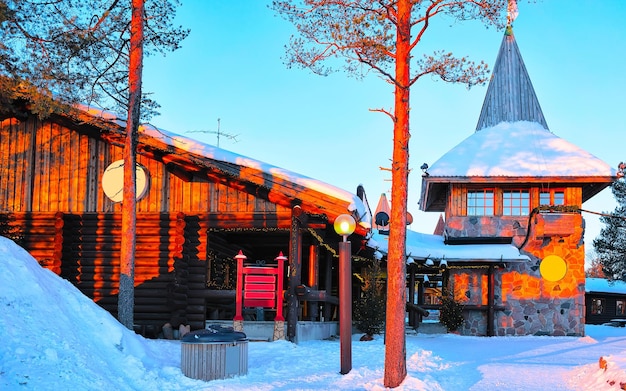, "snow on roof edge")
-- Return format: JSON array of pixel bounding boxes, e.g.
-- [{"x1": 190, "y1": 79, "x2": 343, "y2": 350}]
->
[
  {"x1": 586, "y1": 278, "x2": 626, "y2": 295},
  {"x1": 426, "y1": 121, "x2": 616, "y2": 178},
  {"x1": 74, "y1": 103, "x2": 369, "y2": 223},
  {"x1": 368, "y1": 229, "x2": 530, "y2": 262}
]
